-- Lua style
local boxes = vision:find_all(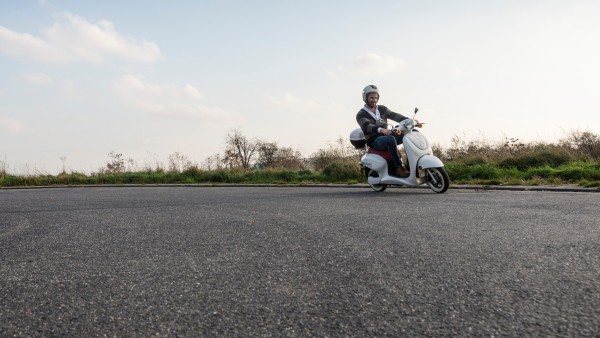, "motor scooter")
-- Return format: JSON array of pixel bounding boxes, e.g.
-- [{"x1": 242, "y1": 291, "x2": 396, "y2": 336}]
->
[{"x1": 349, "y1": 108, "x2": 449, "y2": 193}]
